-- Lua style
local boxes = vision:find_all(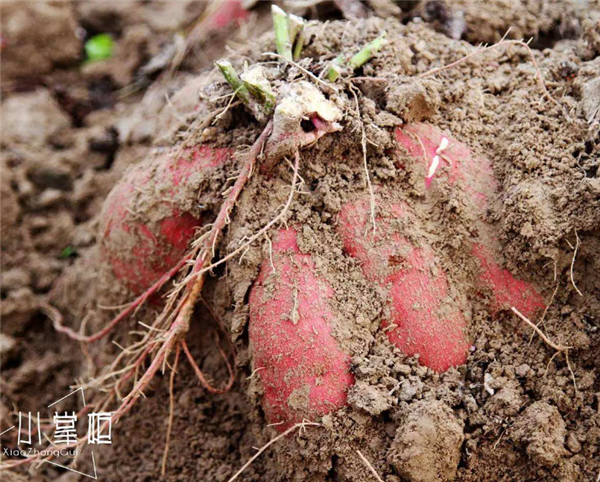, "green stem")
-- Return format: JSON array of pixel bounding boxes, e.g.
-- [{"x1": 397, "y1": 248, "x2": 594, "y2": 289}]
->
[
  {"x1": 293, "y1": 28, "x2": 305, "y2": 60},
  {"x1": 272, "y1": 5, "x2": 292, "y2": 61},
  {"x1": 289, "y1": 14, "x2": 305, "y2": 60},
  {"x1": 349, "y1": 31, "x2": 387, "y2": 69},
  {"x1": 215, "y1": 60, "x2": 251, "y2": 105},
  {"x1": 326, "y1": 54, "x2": 345, "y2": 82},
  {"x1": 289, "y1": 14, "x2": 303, "y2": 46}
]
